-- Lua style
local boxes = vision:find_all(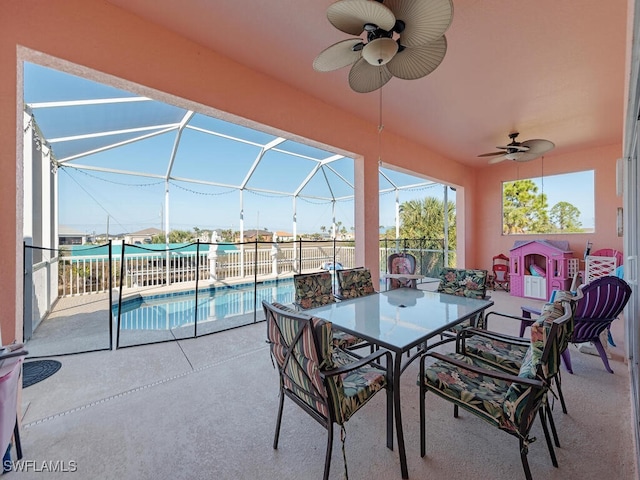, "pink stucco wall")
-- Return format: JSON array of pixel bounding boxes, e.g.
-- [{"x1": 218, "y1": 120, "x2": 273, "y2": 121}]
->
[
  {"x1": 0, "y1": 0, "x2": 623, "y2": 342},
  {"x1": 472, "y1": 144, "x2": 623, "y2": 273}
]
